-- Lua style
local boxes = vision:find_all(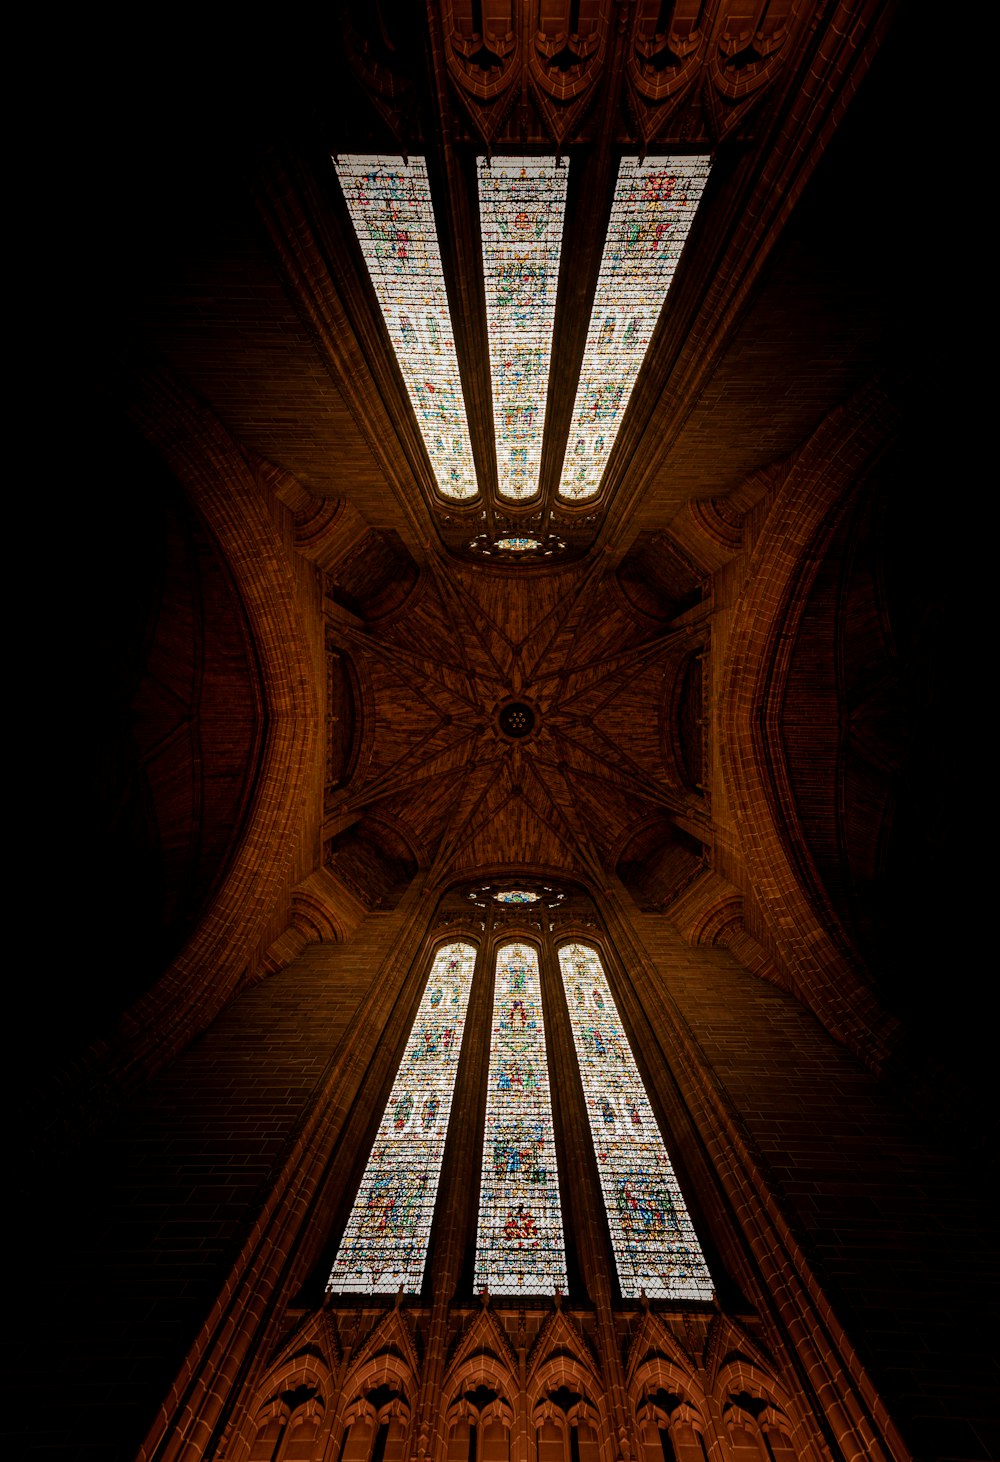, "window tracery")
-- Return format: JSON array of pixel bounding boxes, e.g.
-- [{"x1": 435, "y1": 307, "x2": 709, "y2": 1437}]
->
[{"x1": 327, "y1": 941, "x2": 478, "y2": 1294}]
